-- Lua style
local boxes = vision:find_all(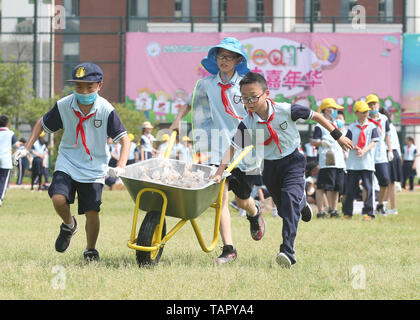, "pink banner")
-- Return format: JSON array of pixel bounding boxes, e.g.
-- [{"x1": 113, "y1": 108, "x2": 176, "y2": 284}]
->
[{"x1": 126, "y1": 32, "x2": 401, "y2": 123}]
